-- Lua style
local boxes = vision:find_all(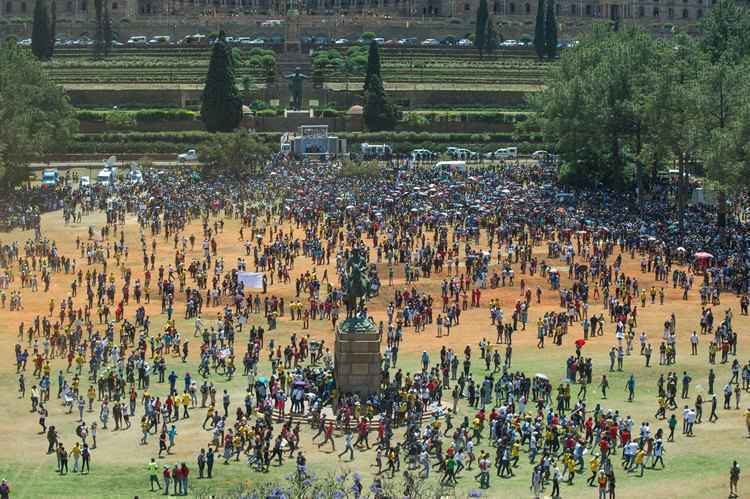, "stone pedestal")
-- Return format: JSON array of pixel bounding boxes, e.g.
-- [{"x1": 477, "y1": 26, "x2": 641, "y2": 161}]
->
[{"x1": 334, "y1": 318, "x2": 381, "y2": 397}]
